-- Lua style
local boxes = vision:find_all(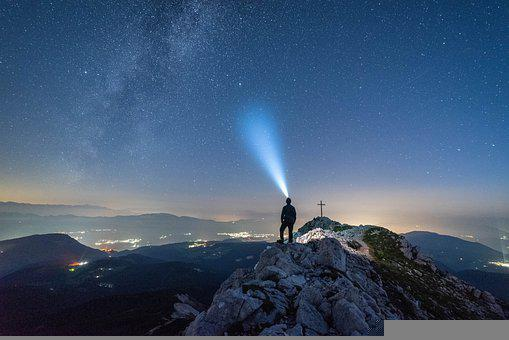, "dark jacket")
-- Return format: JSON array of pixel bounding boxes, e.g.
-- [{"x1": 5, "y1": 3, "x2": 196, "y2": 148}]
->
[{"x1": 281, "y1": 204, "x2": 296, "y2": 225}]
